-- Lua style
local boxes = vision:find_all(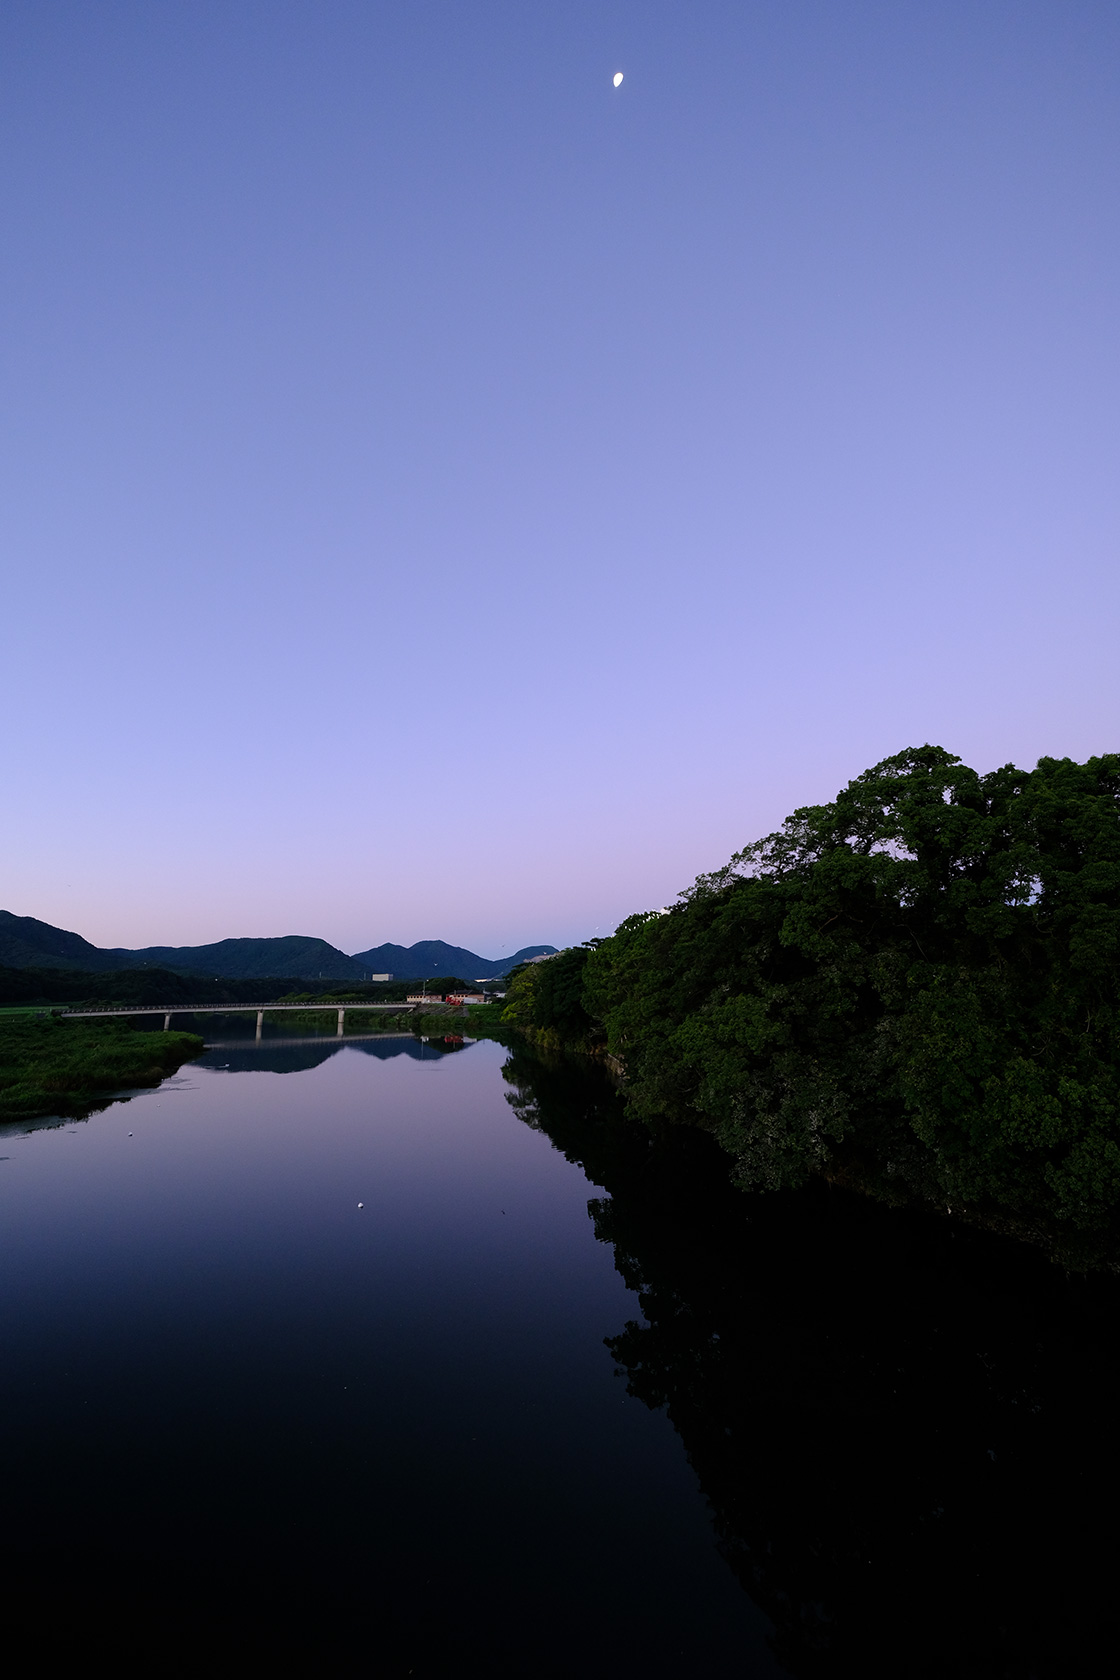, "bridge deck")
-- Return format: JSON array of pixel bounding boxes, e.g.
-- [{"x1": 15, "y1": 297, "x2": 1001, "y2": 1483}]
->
[
  {"x1": 55, "y1": 1000, "x2": 443, "y2": 1037},
  {"x1": 59, "y1": 1002, "x2": 421, "y2": 1019}
]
